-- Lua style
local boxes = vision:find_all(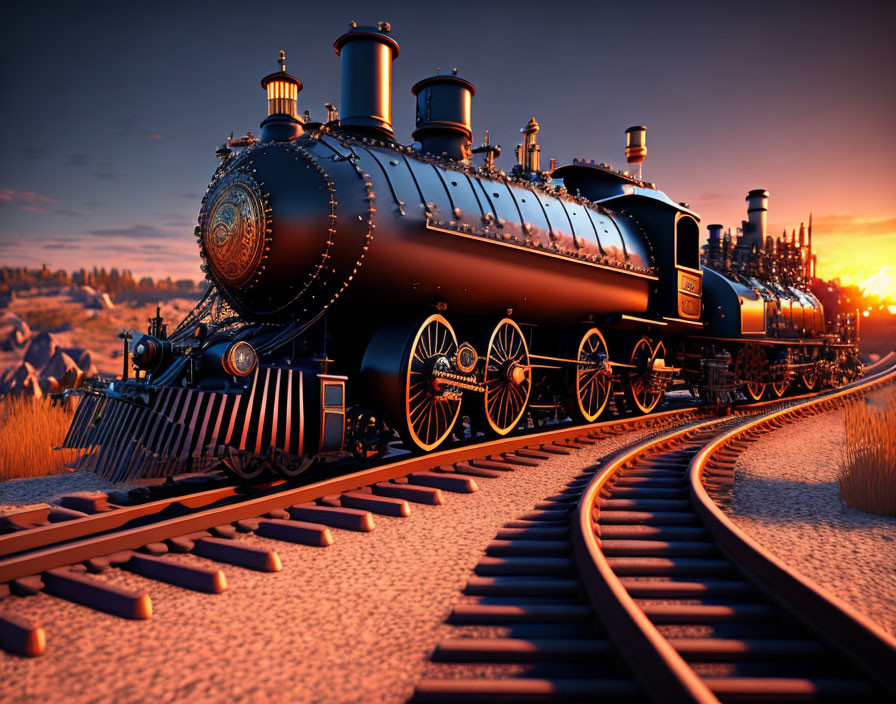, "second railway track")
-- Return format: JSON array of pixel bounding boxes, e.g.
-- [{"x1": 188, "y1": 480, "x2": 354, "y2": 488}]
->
[{"x1": 413, "y1": 361, "x2": 896, "y2": 703}]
